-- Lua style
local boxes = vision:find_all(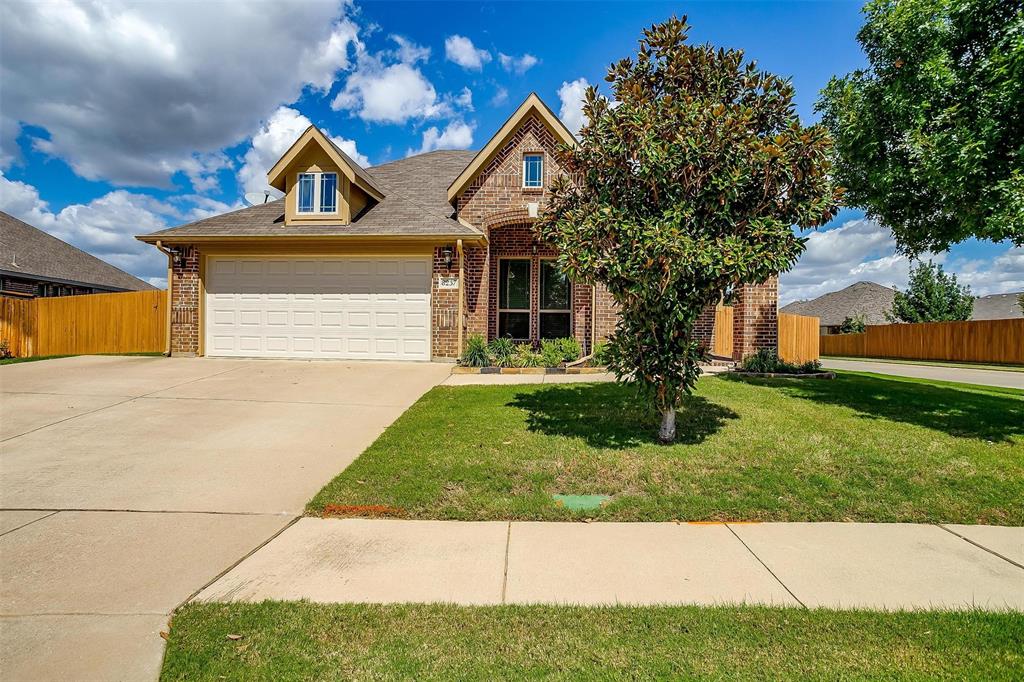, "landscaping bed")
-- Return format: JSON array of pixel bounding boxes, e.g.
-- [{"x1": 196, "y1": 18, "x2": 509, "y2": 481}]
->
[
  {"x1": 162, "y1": 602, "x2": 1024, "y2": 681},
  {"x1": 308, "y1": 372, "x2": 1024, "y2": 524}
]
